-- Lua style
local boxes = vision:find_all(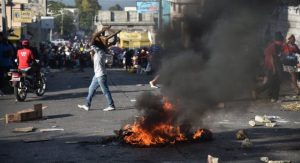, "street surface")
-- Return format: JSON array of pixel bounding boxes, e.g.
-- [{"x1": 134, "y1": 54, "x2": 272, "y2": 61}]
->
[{"x1": 0, "y1": 68, "x2": 299, "y2": 163}]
